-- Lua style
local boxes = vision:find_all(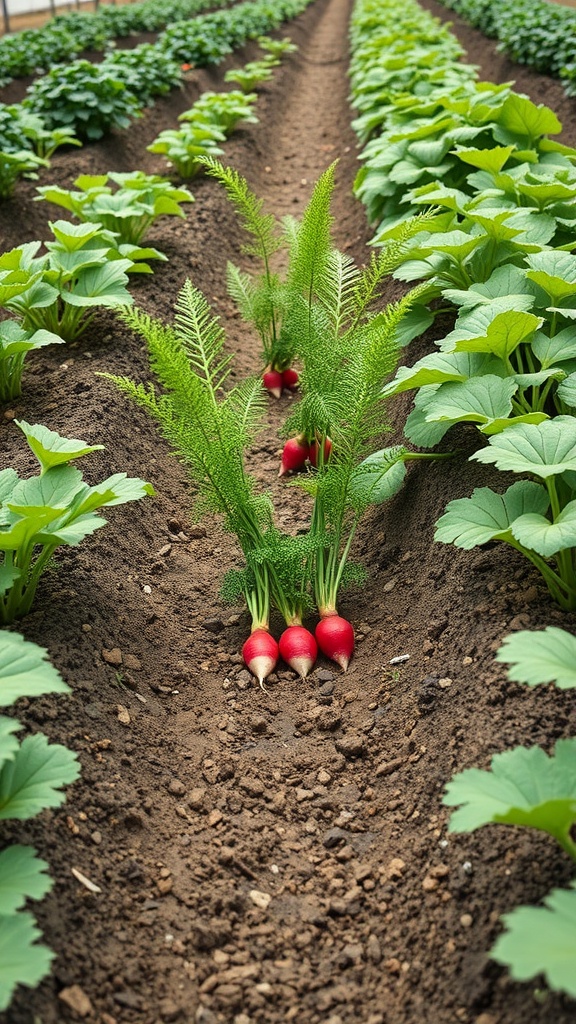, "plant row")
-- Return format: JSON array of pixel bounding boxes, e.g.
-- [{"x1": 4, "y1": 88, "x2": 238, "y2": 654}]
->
[
  {"x1": 0, "y1": 0, "x2": 314, "y2": 195},
  {"x1": 0, "y1": 0, "x2": 235, "y2": 88},
  {"x1": 349, "y1": 0, "x2": 576, "y2": 1000},
  {"x1": 438, "y1": 0, "x2": 576, "y2": 98}
]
